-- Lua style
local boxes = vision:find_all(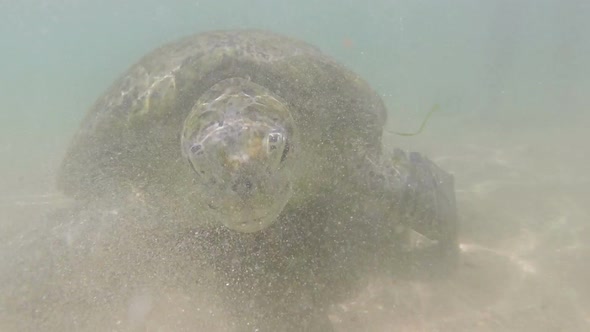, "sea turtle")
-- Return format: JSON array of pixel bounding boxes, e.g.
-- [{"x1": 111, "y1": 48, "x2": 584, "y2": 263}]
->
[{"x1": 55, "y1": 30, "x2": 459, "y2": 331}]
